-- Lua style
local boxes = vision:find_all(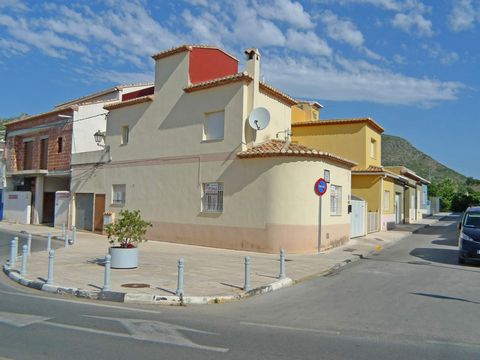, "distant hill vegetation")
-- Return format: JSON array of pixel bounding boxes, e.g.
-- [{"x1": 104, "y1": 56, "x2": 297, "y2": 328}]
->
[
  {"x1": 0, "y1": 113, "x2": 29, "y2": 137},
  {"x1": 381, "y1": 134, "x2": 468, "y2": 184}
]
